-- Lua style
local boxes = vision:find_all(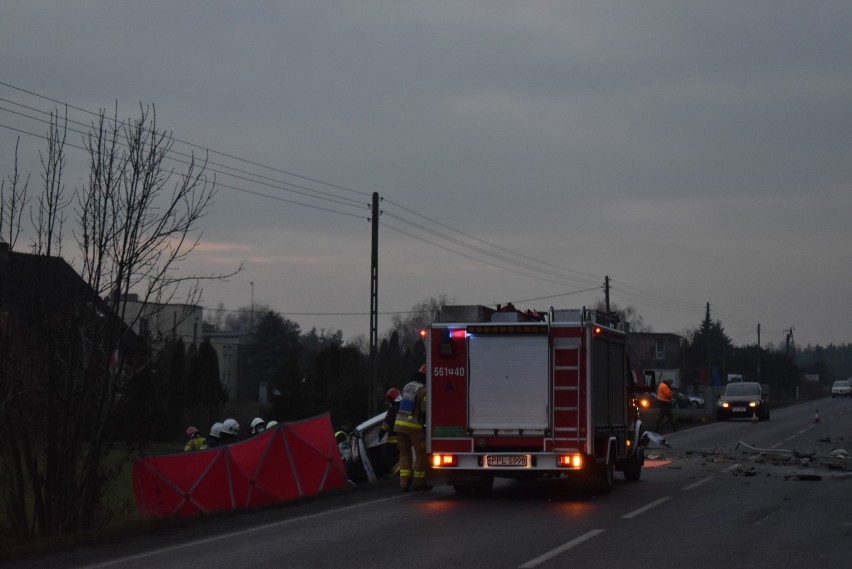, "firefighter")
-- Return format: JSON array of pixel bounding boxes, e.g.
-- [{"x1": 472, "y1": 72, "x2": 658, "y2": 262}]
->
[
  {"x1": 250, "y1": 417, "x2": 266, "y2": 435},
  {"x1": 377, "y1": 387, "x2": 402, "y2": 474},
  {"x1": 220, "y1": 418, "x2": 240, "y2": 444},
  {"x1": 655, "y1": 379, "x2": 677, "y2": 433},
  {"x1": 184, "y1": 426, "x2": 207, "y2": 452},
  {"x1": 206, "y1": 422, "x2": 223, "y2": 448},
  {"x1": 393, "y1": 365, "x2": 432, "y2": 492}
]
